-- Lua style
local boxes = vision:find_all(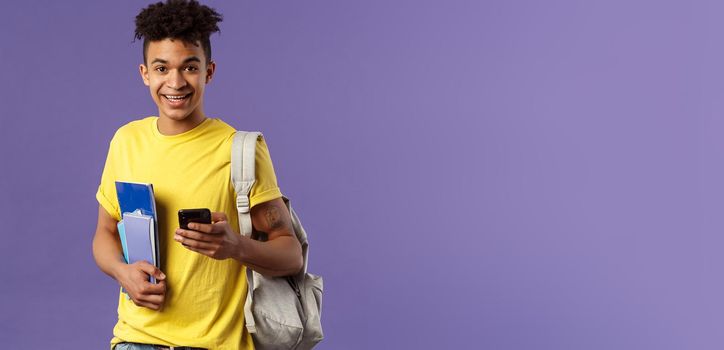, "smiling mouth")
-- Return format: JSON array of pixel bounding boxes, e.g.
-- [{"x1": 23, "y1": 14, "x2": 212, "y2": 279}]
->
[{"x1": 162, "y1": 93, "x2": 191, "y2": 103}]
